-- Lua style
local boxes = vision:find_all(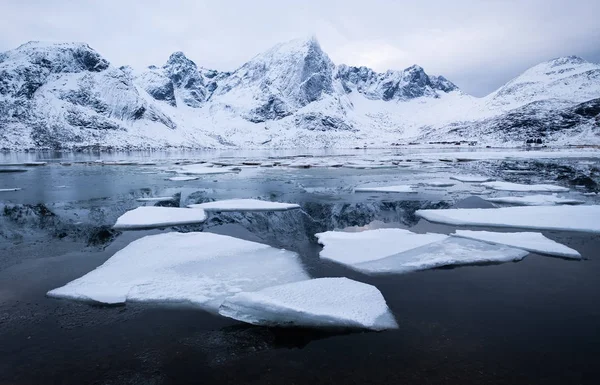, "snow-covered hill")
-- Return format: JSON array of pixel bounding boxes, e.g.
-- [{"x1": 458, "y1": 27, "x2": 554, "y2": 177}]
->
[{"x1": 0, "y1": 38, "x2": 598, "y2": 150}]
